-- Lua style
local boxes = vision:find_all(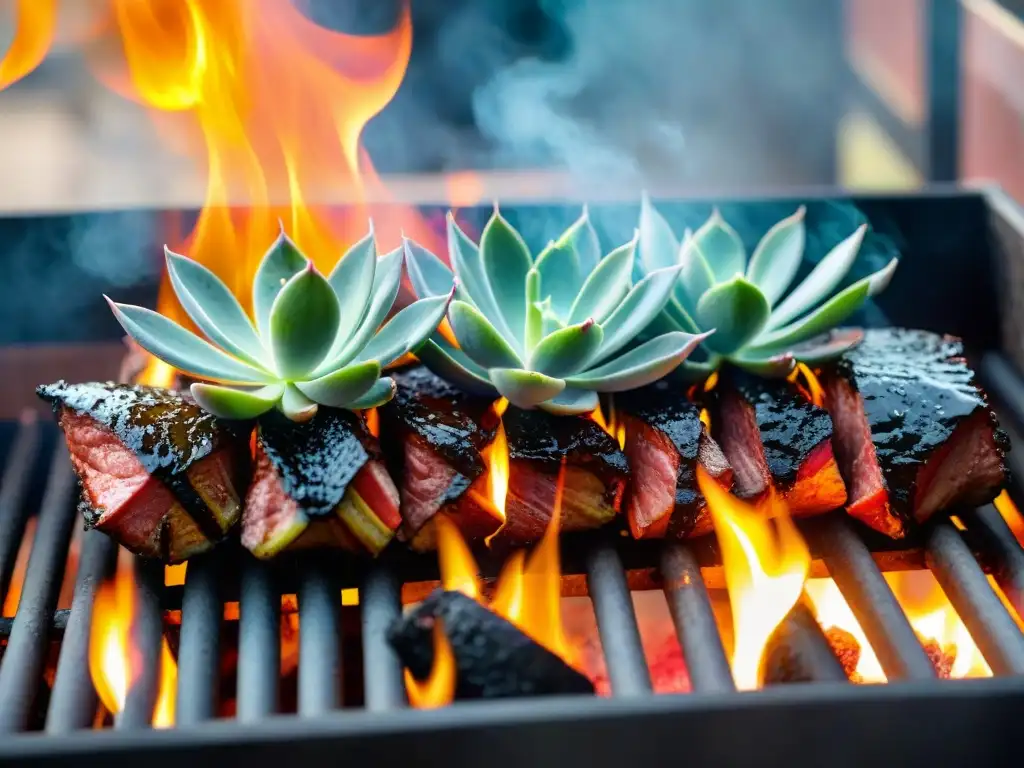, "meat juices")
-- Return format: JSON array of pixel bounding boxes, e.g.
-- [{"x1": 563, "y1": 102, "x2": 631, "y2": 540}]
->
[
  {"x1": 711, "y1": 372, "x2": 847, "y2": 516},
  {"x1": 618, "y1": 384, "x2": 733, "y2": 539},
  {"x1": 822, "y1": 328, "x2": 1009, "y2": 537},
  {"x1": 37, "y1": 381, "x2": 248, "y2": 562},
  {"x1": 242, "y1": 407, "x2": 400, "y2": 558}
]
